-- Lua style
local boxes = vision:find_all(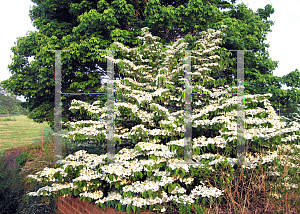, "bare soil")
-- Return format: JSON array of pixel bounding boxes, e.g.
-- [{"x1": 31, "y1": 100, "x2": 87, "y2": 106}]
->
[{"x1": 3, "y1": 145, "x2": 44, "y2": 171}]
